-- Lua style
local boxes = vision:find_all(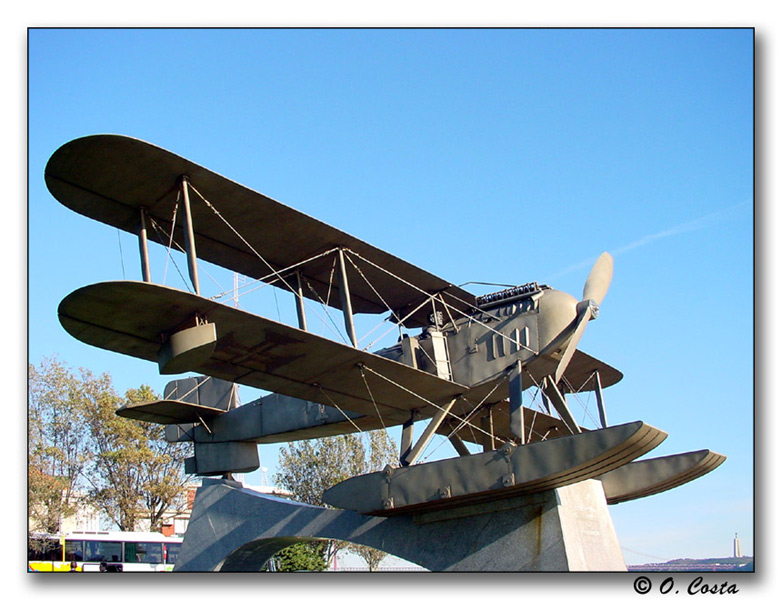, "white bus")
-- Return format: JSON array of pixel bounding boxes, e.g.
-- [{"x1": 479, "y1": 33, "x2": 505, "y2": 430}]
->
[{"x1": 28, "y1": 530, "x2": 183, "y2": 572}]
